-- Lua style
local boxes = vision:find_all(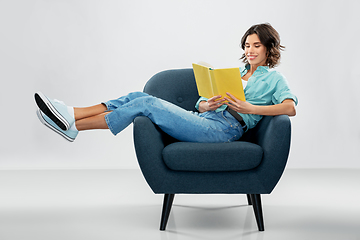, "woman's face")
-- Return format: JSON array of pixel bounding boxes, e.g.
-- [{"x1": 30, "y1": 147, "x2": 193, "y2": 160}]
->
[{"x1": 244, "y1": 34, "x2": 267, "y2": 67}]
